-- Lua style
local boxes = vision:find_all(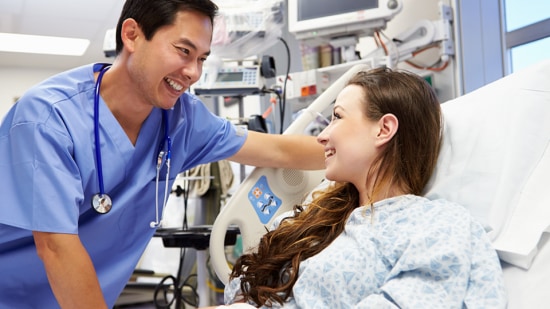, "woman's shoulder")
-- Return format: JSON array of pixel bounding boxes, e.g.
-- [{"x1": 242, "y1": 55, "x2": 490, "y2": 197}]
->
[
  {"x1": 404, "y1": 195, "x2": 473, "y2": 217},
  {"x1": 375, "y1": 194, "x2": 469, "y2": 215},
  {"x1": 377, "y1": 195, "x2": 481, "y2": 234}
]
